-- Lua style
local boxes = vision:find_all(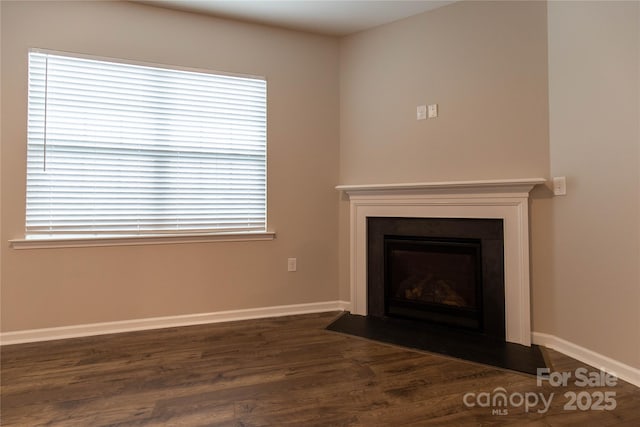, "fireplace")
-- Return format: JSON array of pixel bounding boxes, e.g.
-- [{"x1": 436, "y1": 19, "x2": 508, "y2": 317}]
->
[
  {"x1": 368, "y1": 217, "x2": 505, "y2": 340},
  {"x1": 331, "y1": 180, "x2": 546, "y2": 372},
  {"x1": 336, "y1": 179, "x2": 545, "y2": 345}
]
